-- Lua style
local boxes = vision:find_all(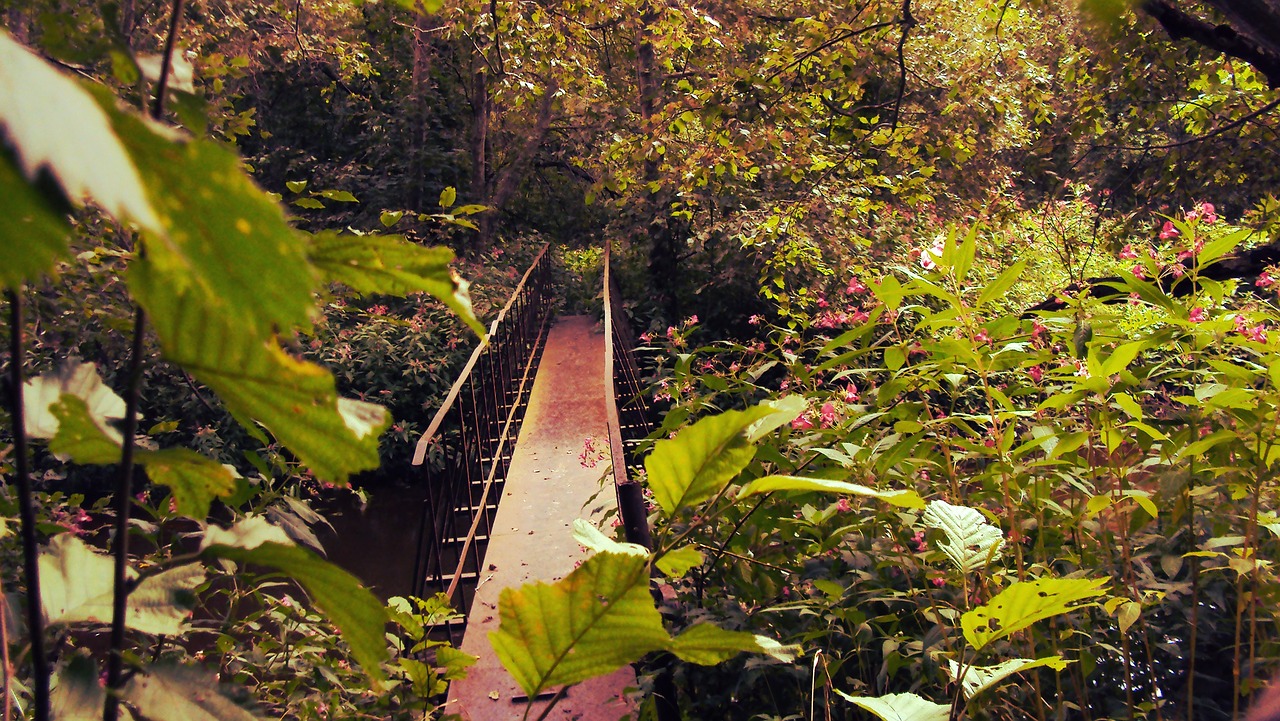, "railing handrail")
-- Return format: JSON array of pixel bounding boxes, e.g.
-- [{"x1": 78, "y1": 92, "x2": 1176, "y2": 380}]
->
[
  {"x1": 411, "y1": 243, "x2": 551, "y2": 467},
  {"x1": 603, "y1": 240, "x2": 654, "y2": 549}
]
